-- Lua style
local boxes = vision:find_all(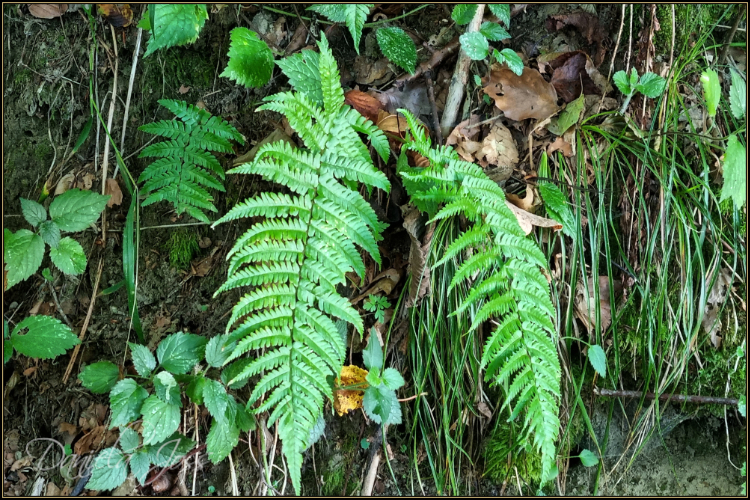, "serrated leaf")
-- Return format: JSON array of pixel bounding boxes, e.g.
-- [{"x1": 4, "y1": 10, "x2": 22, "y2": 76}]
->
[
  {"x1": 495, "y1": 48, "x2": 523, "y2": 76},
  {"x1": 206, "y1": 417, "x2": 240, "y2": 463},
  {"x1": 156, "y1": 332, "x2": 207, "y2": 374},
  {"x1": 362, "y1": 328, "x2": 383, "y2": 370},
  {"x1": 720, "y1": 134, "x2": 746, "y2": 210},
  {"x1": 49, "y1": 189, "x2": 110, "y2": 232},
  {"x1": 129, "y1": 449, "x2": 150, "y2": 485},
  {"x1": 140, "y1": 395, "x2": 181, "y2": 446},
  {"x1": 452, "y1": 4, "x2": 478, "y2": 25},
  {"x1": 205, "y1": 334, "x2": 236, "y2": 368},
  {"x1": 635, "y1": 72, "x2": 666, "y2": 99},
  {"x1": 86, "y1": 447, "x2": 128, "y2": 491},
  {"x1": 186, "y1": 375, "x2": 207, "y2": 405},
  {"x1": 381, "y1": 367, "x2": 405, "y2": 391},
  {"x1": 587, "y1": 344, "x2": 606, "y2": 377},
  {"x1": 148, "y1": 432, "x2": 195, "y2": 467},
  {"x1": 38, "y1": 220, "x2": 61, "y2": 248},
  {"x1": 129, "y1": 342, "x2": 156, "y2": 377},
  {"x1": 203, "y1": 378, "x2": 230, "y2": 424},
  {"x1": 308, "y1": 4, "x2": 371, "y2": 53},
  {"x1": 376, "y1": 27, "x2": 417, "y2": 74},
  {"x1": 154, "y1": 371, "x2": 181, "y2": 405},
  {"x1": 4, "y1": 229, "x2": 44, "y2": 289},
  {"x1": 579, "y1": 449, "x2": 599, "y2": 467},
  {"x1": 228, "y1": 398, "x2": 255, "y2": 432},
  {"x1": 460, "y1": 31, "x2": 489, "y2": 61},
  {"x1": 729, "y1": 69, "x2": 746, "y2": 120},
  {"x1": 10, "y1": 315, "x2": 79, "y2": 359},
  {"x1": 109, "y1": 379, "x2": 149, "y2": 429},
  {"x1": 613, "y1": 70, "x2": 631, "y2": 95},
  {"x1": 480, "y1": 21, "x2": 510, "y2": 41},
  {"x1": 220, "y1": 27, "x2": 274, "y2": 89},
  {"x1": 80, "y1": 361, "x2": 120, "y2": 394},
  {"x1": 629, "y1": 67, "x2": 638, "y2": 88},
  {"x1": 700, "y1": 69, "x2": 721, "y2": 117},
  {"x1": 143, "y1": 4, "x2": 208, "y2": 57},
  {"x1": 488, "y1": 4, "x2": 511, "y2": 27},
  {"x1": 20, "y1": 198, "x2": 47, "y2": 227},
  {"x1": 49, "y1": 237, "x2": 87, "y2": 275},
  {"x1": 118, "y1": 427, "x2": 140, "y2": 454},
  {"x1": 363, "y1": 385, "x2": 402, "y2": 425},
  {"x1": 220, "y1": 359, "x2": 251, "y2": 390},
  {"x1": 276, "y1": 50, "x2": 323, "y2": 105}
]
